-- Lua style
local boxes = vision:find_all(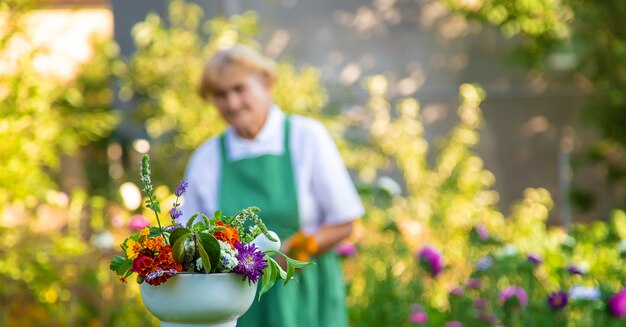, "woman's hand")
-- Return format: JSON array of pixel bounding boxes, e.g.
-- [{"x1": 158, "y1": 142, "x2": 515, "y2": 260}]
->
[{"x1": 274, "y1": 221, "x2": 355, "y2": 270}]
